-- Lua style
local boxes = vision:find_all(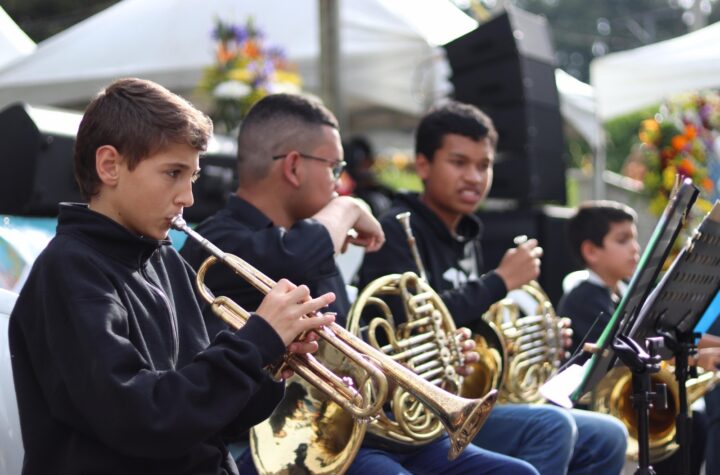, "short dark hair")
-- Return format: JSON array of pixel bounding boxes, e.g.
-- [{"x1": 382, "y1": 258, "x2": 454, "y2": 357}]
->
[
  {"x1": 567, "y1": 200, "x2": 638, "y2": 265},
  {"x1": 74, "y1": 78, "x2": 213, "y2": 200},
  {"x1": 415, "y1": 100, "x2": 498, "y2": 160},
  {"x1": 236, "y1": 93, "x2": 338, "y2": 183}
]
